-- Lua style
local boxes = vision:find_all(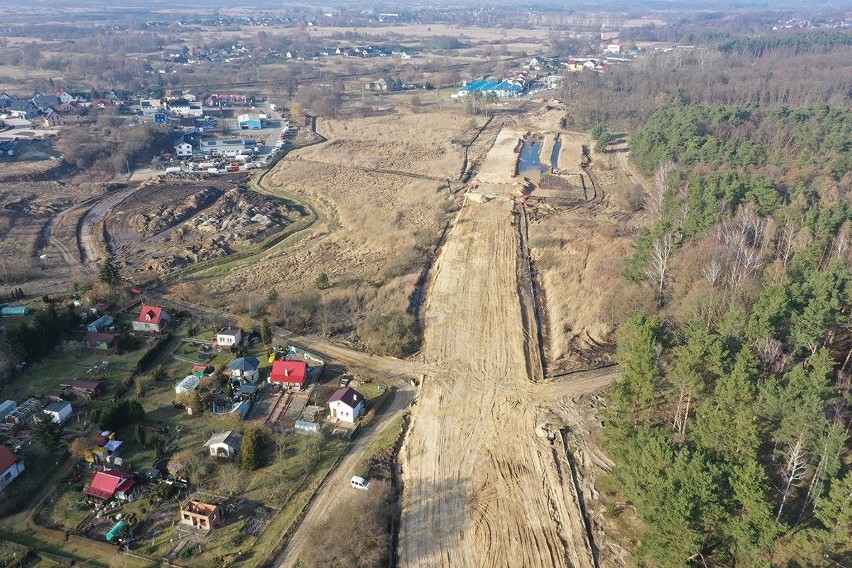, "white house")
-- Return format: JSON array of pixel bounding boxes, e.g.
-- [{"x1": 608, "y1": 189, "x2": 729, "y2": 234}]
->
[
  {"x1": 0, "y1": 446, "x2": 25, "y2": 491},
  {"x1": 167, "y1": 99, "x2": 203, "y2": 117},
  {"x1": 216, "y1": 328, "x2": 242, "y2": 348},
  {"x1": 56, "y1": 89, "x2": 76, "y2": 104},
  {"x1": 204, "y1": 431, "x2": 242, "y2": 459},
  {"x1": 43, "y1": 401, "x2": 72, "y2": 424},
  {"x1": 327, "y1": 387, "x2": 365, "y2": 423},
  {"x1": 175, "y1": 142, "x2": 193, "y2": 157}
]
